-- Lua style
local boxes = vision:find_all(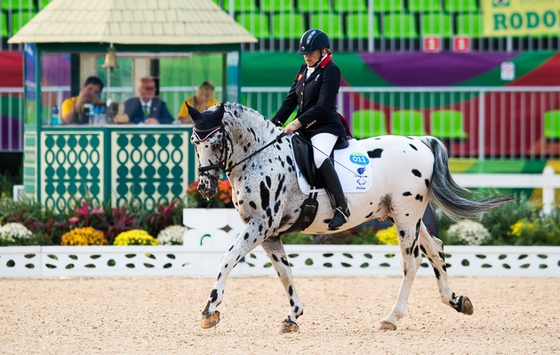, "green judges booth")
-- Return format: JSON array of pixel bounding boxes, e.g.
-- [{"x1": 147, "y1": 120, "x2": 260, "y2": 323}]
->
[{"x1": 8, "y1": 0, "x2": 256, "y2": 212}]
